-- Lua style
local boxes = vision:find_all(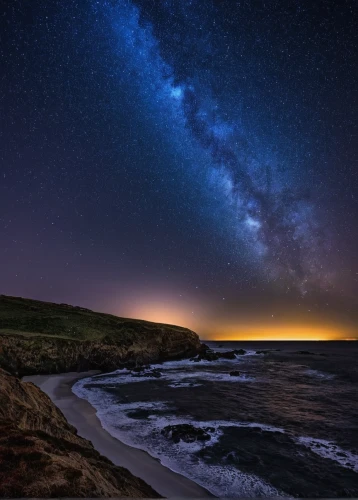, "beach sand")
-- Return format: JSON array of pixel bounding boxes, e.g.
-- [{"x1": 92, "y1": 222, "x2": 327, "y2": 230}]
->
[{"x1": 24, "y1": 372, "x2": 212, "y2": 498}]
